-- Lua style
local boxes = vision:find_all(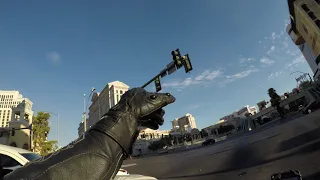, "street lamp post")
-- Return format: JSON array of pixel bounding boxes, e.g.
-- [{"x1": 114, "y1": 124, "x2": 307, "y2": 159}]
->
[
  {"x1": 84, "y1": 87, "x2": 96, "y2": 133},
  {"x1": 290, "y1": 71, "x2": 313, "y2": 82},
  {"x1": 43, "y1": 111, "x2": 59, "y2": 146}
]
